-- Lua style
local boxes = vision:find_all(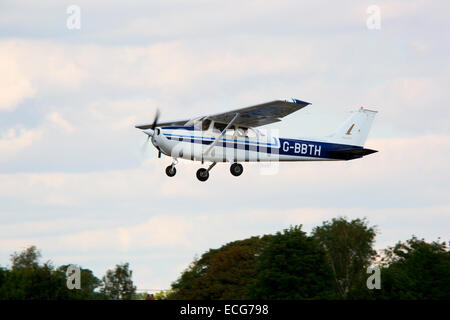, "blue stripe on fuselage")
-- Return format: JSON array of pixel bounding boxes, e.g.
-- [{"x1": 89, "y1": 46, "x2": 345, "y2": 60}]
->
[
  {"x1": 278, "y1": 138, "x2": 362, "y2": 159},
  {"x1": 162, "y1": 128, "x2": 362, "y2": 160},
  {"x1": 162, "y1": 125, "x2": 195, "y2": 131}
]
